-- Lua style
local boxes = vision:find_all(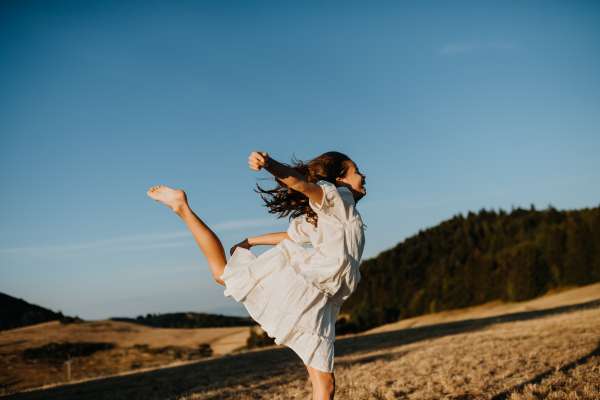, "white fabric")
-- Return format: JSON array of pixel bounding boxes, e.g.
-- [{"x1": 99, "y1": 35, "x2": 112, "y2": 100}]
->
[{"x1": 220, "y1": 180, "x2": 365, "y2": 373}]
